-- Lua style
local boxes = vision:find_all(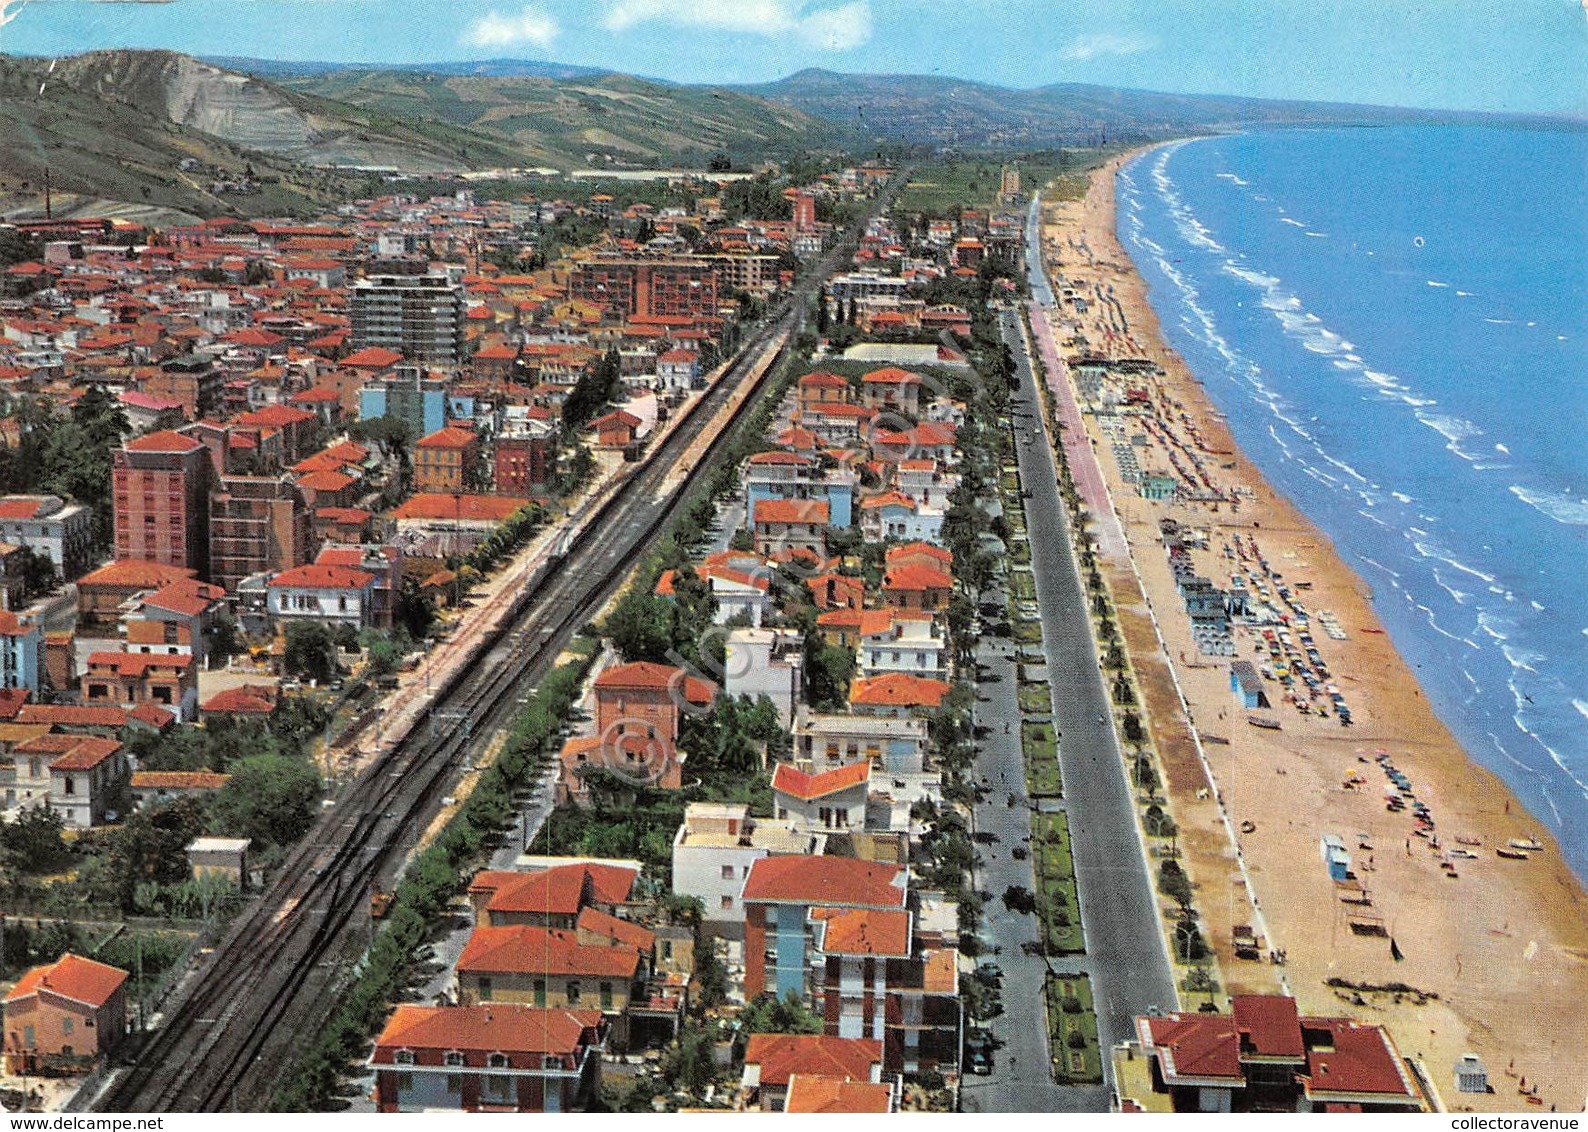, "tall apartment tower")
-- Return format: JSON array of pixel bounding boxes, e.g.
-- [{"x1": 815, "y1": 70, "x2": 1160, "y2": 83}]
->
[
  {"x1": 111, "y1": 430, "x2": 214, "y2": 580},
  {"x1": 209, "y1": 475, "x2": 313, "y2": 594},
  {"x1": 349, "y1": 274, "x2": 467, "y2": 367}
]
